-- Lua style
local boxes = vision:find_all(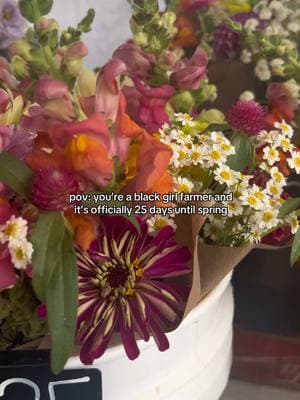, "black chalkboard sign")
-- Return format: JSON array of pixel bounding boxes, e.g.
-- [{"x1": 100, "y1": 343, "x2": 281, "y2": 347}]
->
[{"x1": 0, "y1": 351, "x2": 102, "y2": 400}]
